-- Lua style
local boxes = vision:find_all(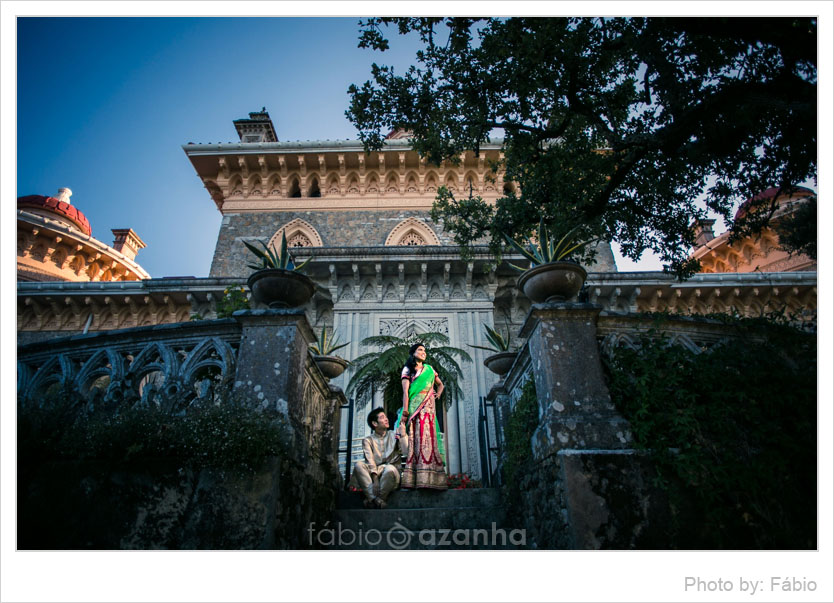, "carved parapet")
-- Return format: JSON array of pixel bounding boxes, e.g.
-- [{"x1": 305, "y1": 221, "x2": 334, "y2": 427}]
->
[{"x1": 17, "y1": 319, "x2": 242, "y2": 413}]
